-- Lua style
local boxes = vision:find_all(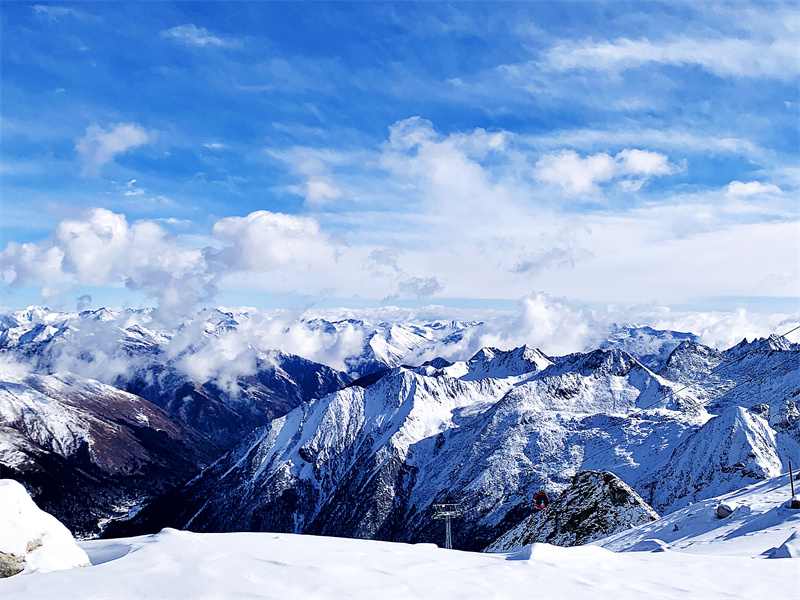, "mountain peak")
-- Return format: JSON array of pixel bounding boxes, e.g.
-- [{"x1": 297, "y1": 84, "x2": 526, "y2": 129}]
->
[{"x1": 463, "y1": 345, "x2": 552, "y2": 379}]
